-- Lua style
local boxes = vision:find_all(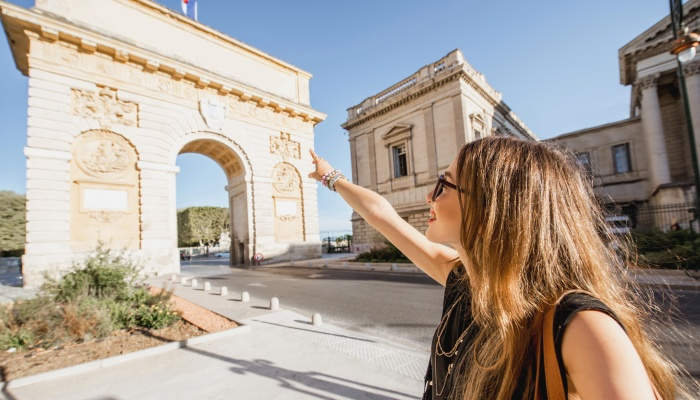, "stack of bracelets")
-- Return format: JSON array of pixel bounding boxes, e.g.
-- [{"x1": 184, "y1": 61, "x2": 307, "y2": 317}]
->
[{"x1": 321, "y1": 169, "x2": 346, "y2": 192}]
